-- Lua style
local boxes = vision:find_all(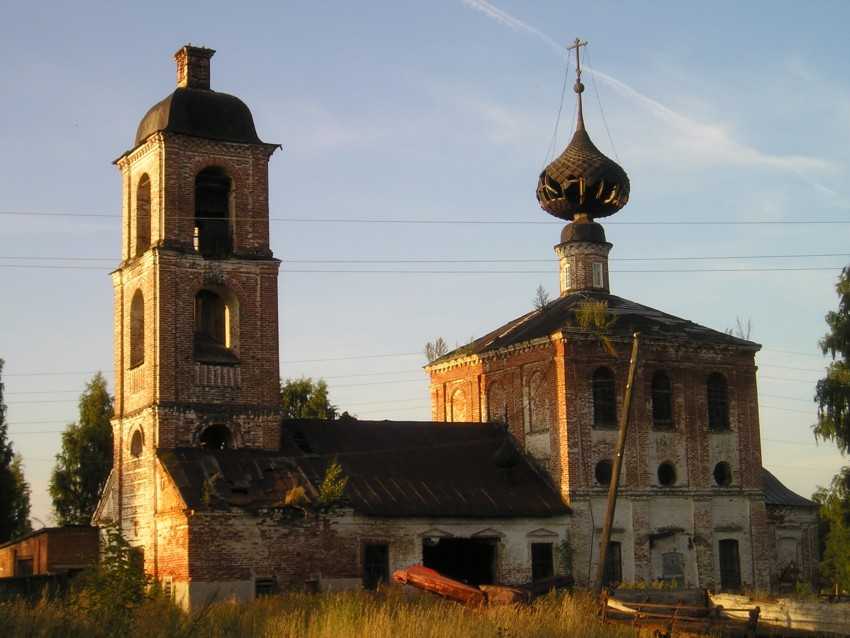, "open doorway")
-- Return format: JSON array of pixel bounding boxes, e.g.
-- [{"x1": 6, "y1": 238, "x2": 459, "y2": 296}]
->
[{"x1": 422, "y1": 537, "x2": 497, "y2": 586}]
